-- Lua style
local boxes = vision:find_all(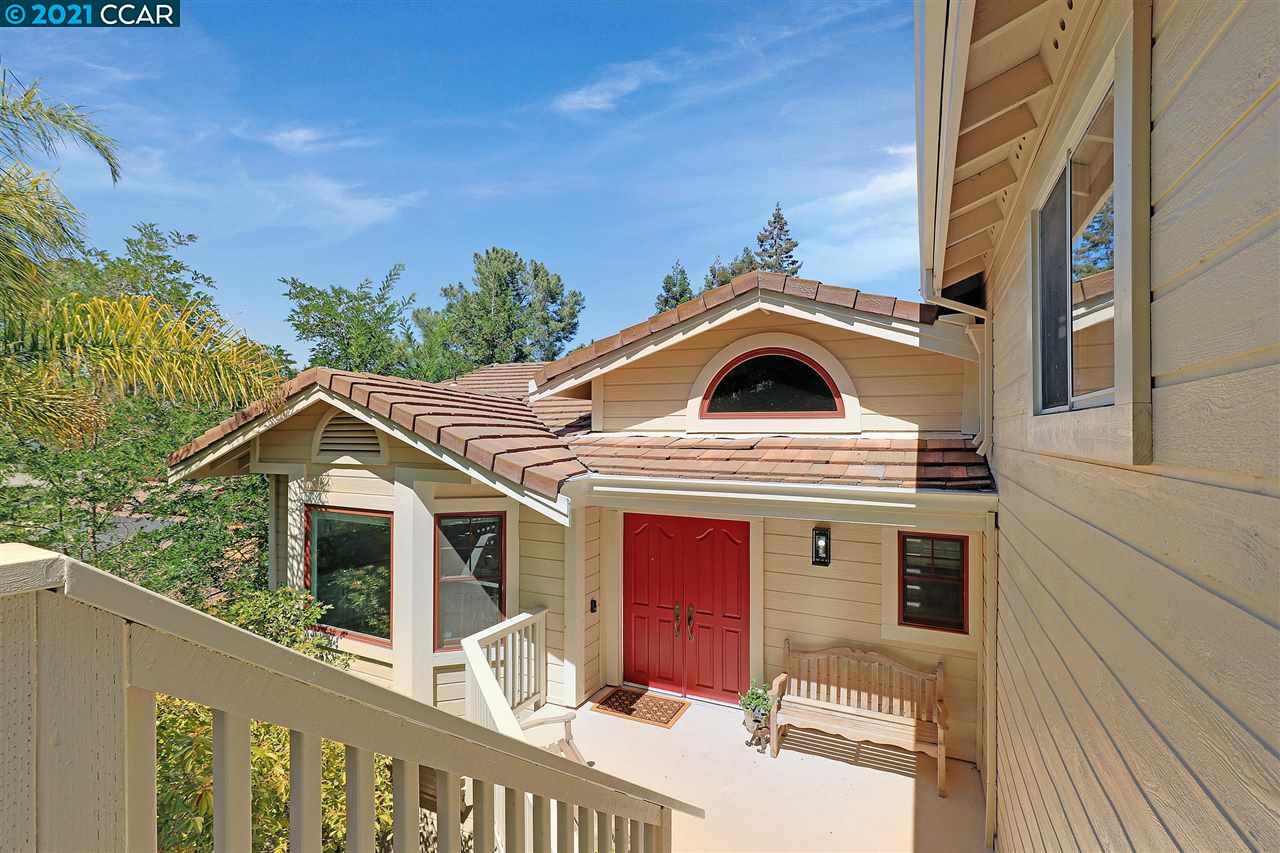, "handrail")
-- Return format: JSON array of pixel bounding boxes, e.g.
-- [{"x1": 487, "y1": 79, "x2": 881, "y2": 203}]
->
[
  {"x1": 0, "y1": 544, "x2": 703, "y2": 853},
  {"x1": 462, "y1": 608, "x2": 547, "y2": 739}
]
